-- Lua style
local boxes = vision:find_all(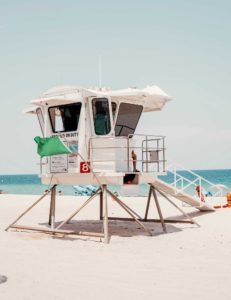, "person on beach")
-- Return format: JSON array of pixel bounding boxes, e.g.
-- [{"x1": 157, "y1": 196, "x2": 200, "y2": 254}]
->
[
  {"x1": 131, "y1": 150, "x2": 139, "y2": 173},
  {"x1": 123, "y1": 150, "x2": 139, "y2": 184},
  {"x1": 196, "y1": 185, "x2": 205, "y2": 202}
]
